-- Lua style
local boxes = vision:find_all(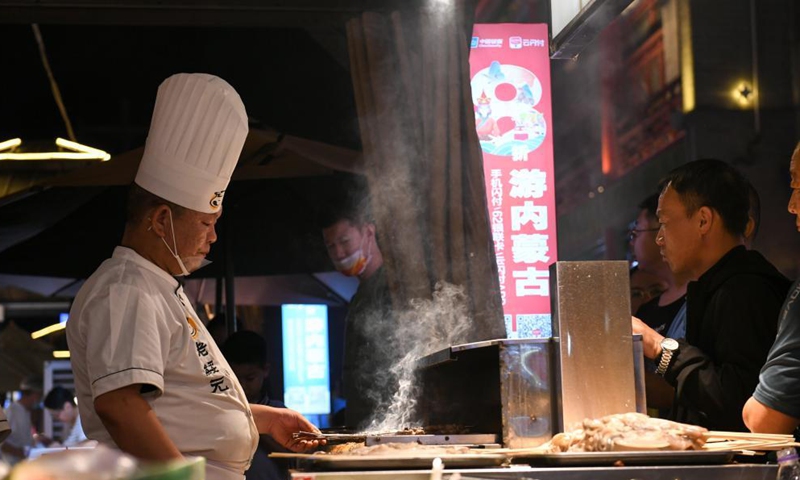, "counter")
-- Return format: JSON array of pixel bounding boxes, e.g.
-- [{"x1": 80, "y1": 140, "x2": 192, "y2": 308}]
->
[{"x1": 290, "y1": 464, "x2": 777, "y2": 480}]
